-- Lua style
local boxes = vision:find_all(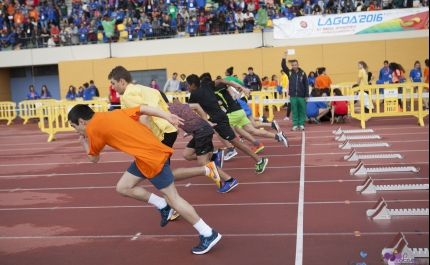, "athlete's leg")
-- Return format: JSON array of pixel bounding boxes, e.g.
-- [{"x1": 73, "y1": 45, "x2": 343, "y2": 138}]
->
[
  {"x1": 317, "y1": 108, "x2": 330, "y2": 120},
  {"x1": 196, "y1": 152, "x2": 232, "y2": 182},
  {"x1": 116, "y1": 171, "x2": 152, "y2": 202},
  {"x1": 241, "y1": 123, "x2": 277, "y2": 139},
  {"x1": 183, "y1": 147, "x2": 197, "y2": 161},
  {"x1": 229, "y1": 138, "x2": 261, "y2": 163},
  {"x1": 234, "y1": 126, "x2": 257, "y2": 143}
]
